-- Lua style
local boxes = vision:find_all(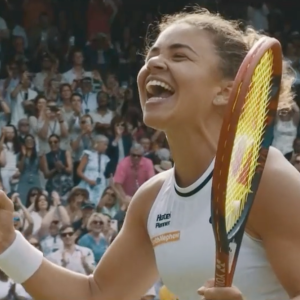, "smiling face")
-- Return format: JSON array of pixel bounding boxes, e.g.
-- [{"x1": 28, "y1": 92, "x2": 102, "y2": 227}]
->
[{"x1": 138, "y1": 23, "x2": 224, "y2": 131}]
